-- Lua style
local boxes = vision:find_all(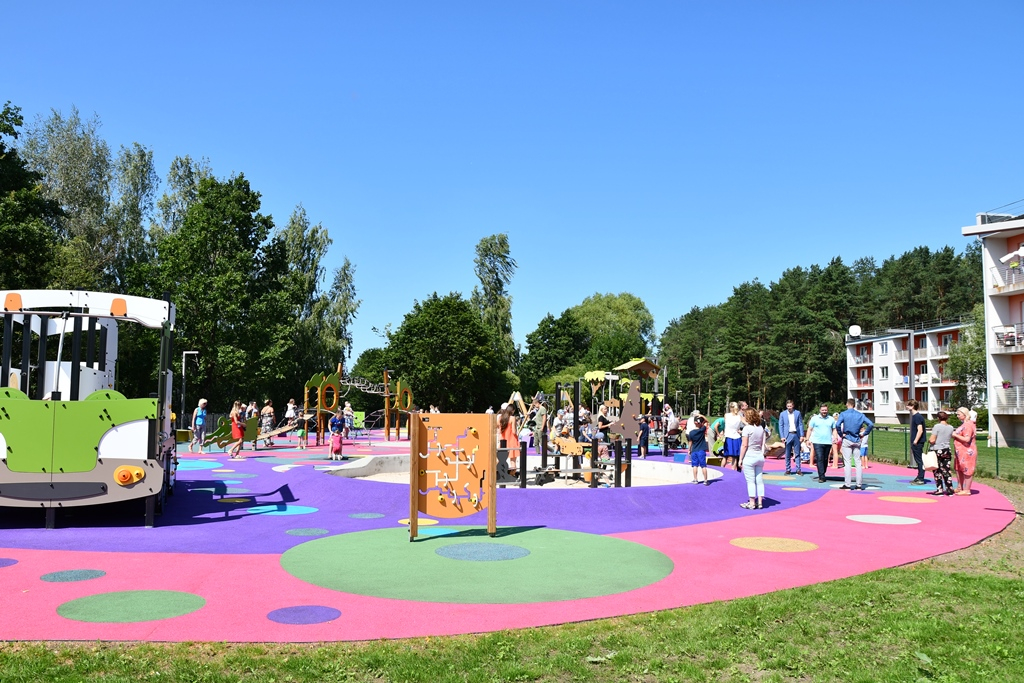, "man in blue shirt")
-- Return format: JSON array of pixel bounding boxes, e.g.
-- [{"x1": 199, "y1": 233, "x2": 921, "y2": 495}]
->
[
  {"x1": 806, "y1": 404, "x2": 837, "y2": 483},
  {"x1": 778, "y1": 400, "x2": 804, "y2": 475},
  {"x1": 836, "y1": 398, "x2": 874, "y2": 490}
]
